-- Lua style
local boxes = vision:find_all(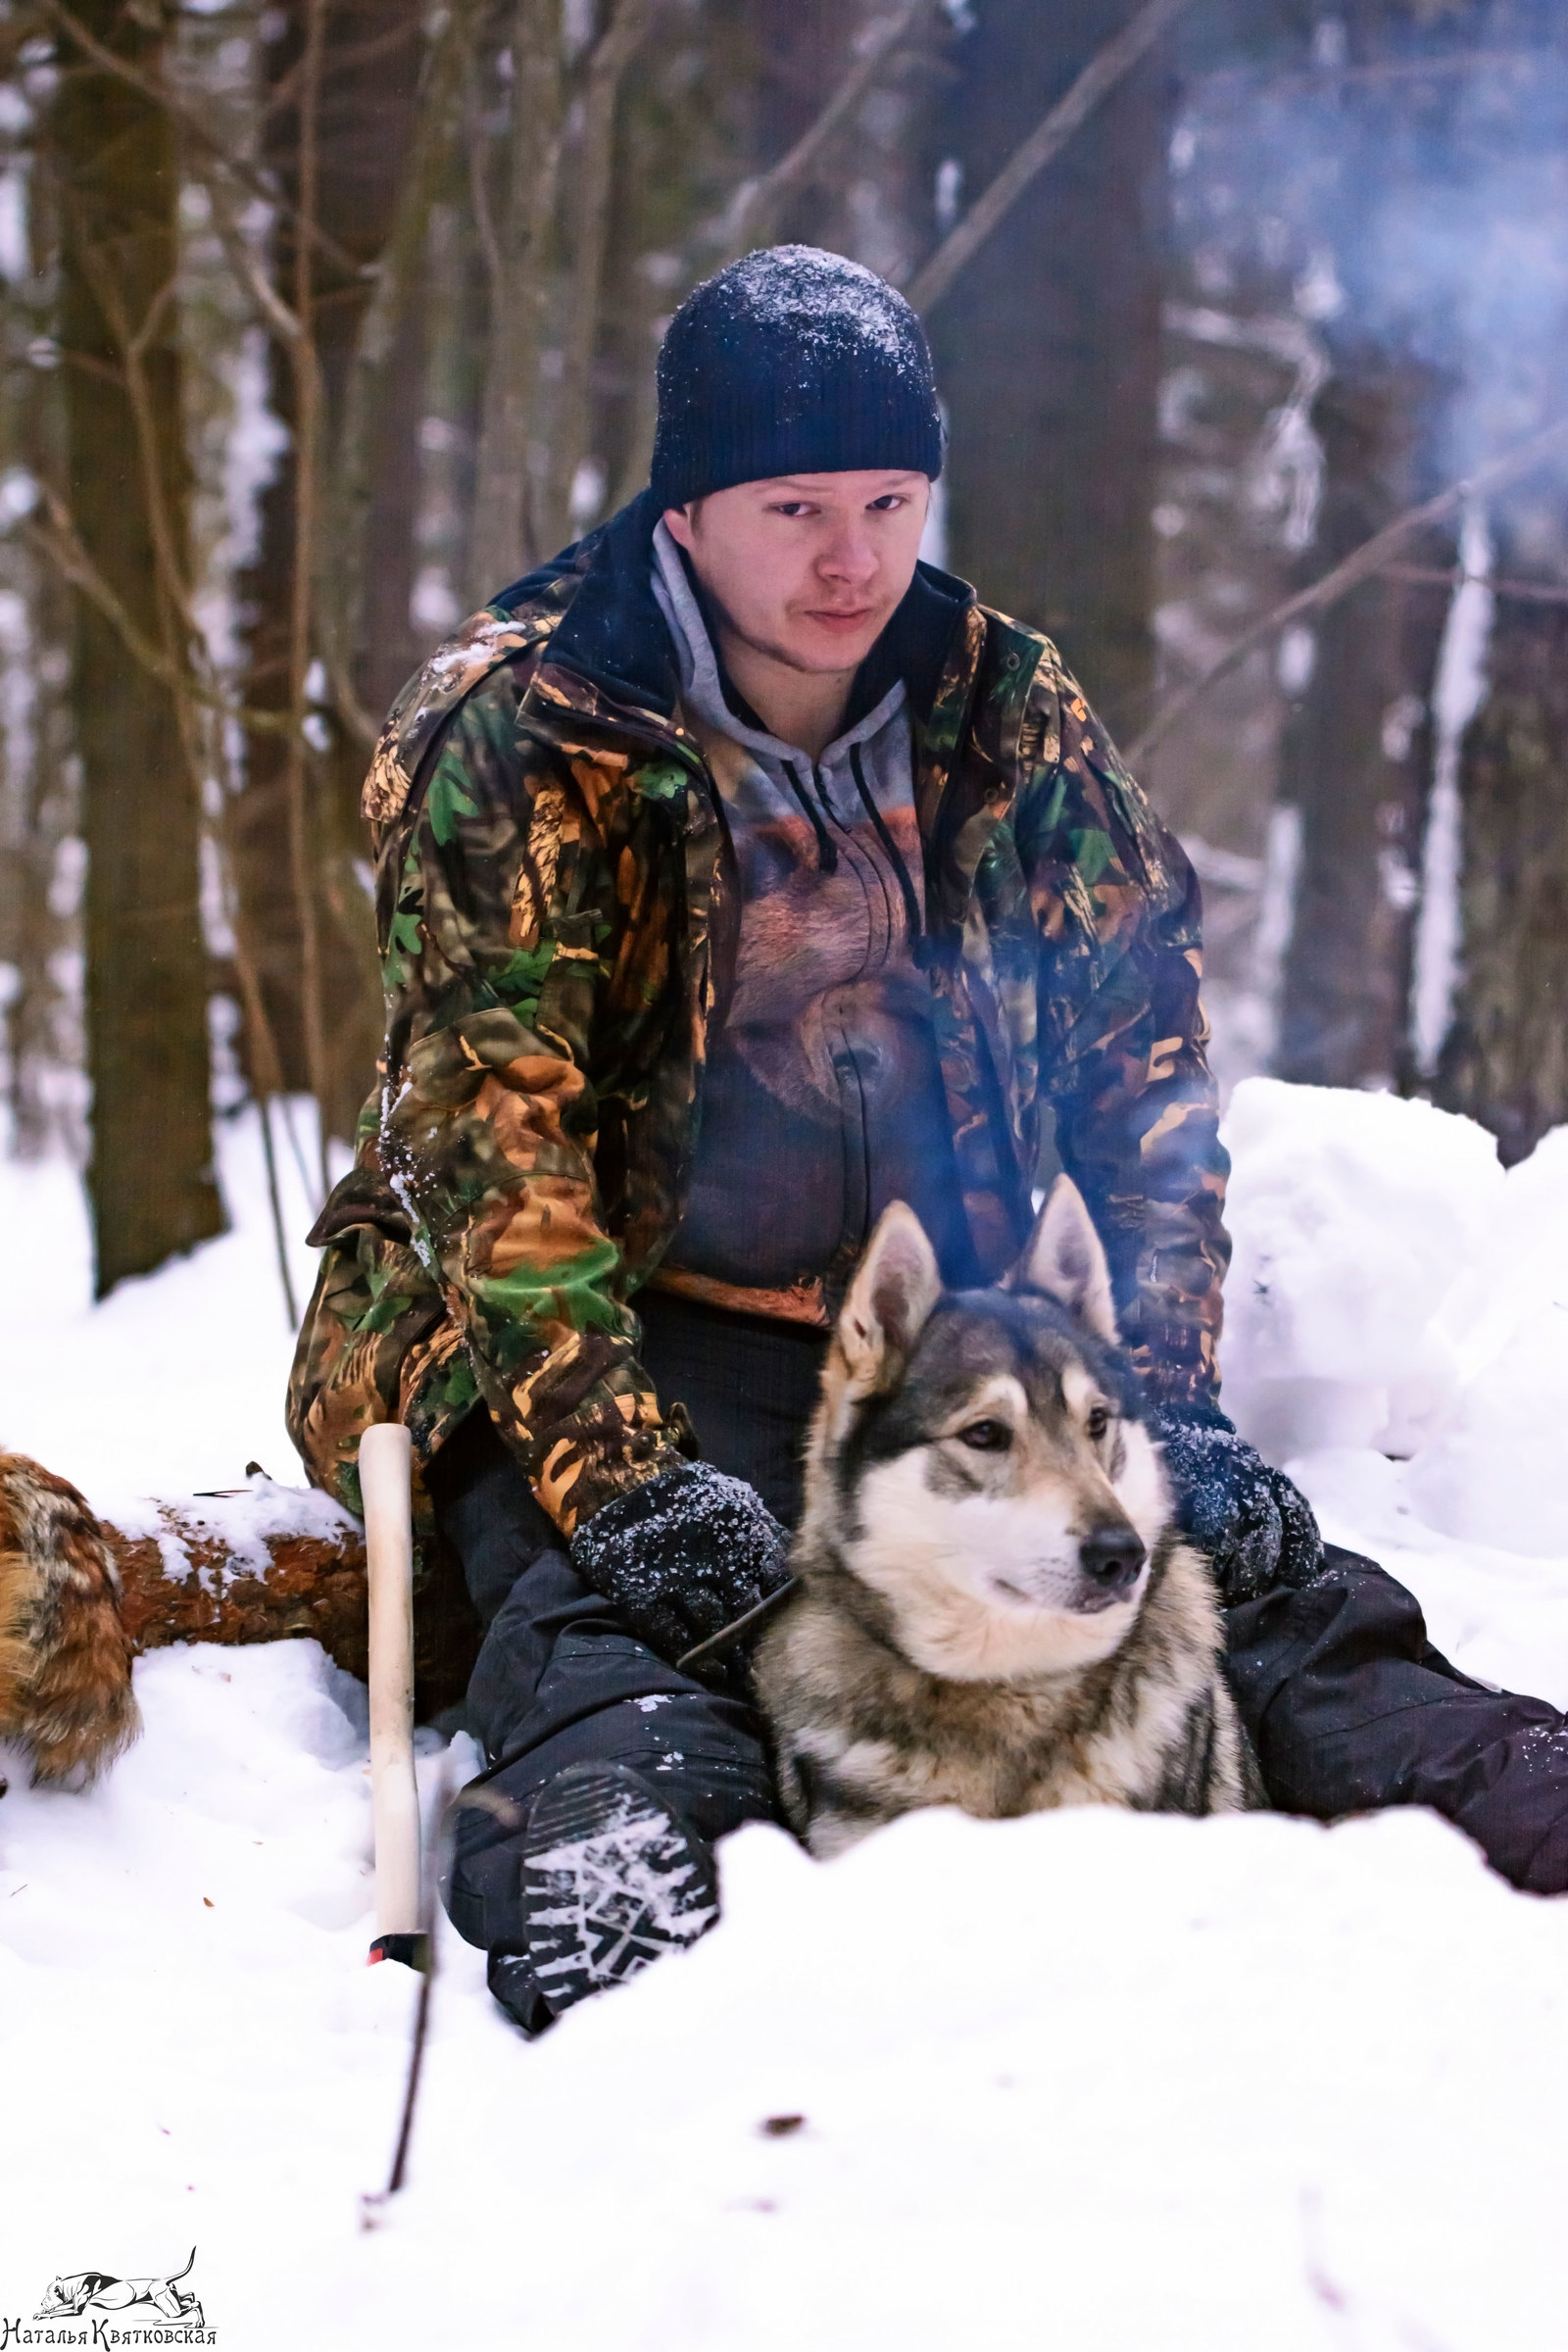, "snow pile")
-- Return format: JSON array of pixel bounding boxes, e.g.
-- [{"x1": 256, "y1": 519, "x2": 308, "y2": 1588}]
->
[
  {"x1": 0, "y1": 1102, "x2": 332, "y2": 1517},
  {"x1": 0, "y1": 1642, "x2": 458, "y2": 2328},
  {"x1": 5, "y1": 1079, "x2": 1568, "y2": 2345},
  {"x1": 1404, "y1": 1123, "x2": 1568, "y2": 1555},
  {"x1": 5, "y1": 1642, "x2": 1568, "y2": 2351},
  {"x1": 1221, "y1": 1076, "x2": 1568, "y2": 1701},
  {"x1": 1220, "y1": 1077, "x2": 1503, "y2": 1460}
]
